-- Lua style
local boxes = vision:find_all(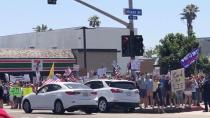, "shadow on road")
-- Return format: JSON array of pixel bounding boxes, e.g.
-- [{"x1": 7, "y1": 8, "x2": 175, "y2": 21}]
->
[{"x1": 29, "y1": 112, "x2": 96, "y2": 116}]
